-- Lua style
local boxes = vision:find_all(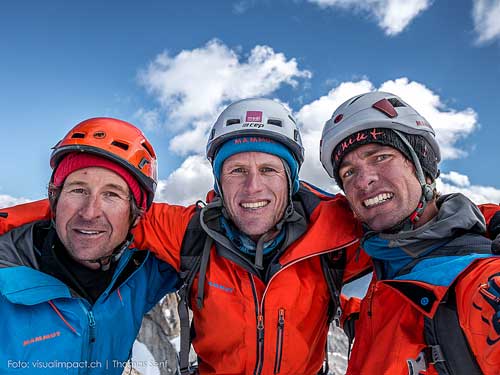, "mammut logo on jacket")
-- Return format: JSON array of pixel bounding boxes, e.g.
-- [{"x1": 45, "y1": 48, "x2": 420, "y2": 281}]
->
[
  {"x1": 23, "y1": 331, "x2": 61, "y2": 346},
  {"x1": 208, "y1": 280, "x2": 234, "y2": 294}
]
